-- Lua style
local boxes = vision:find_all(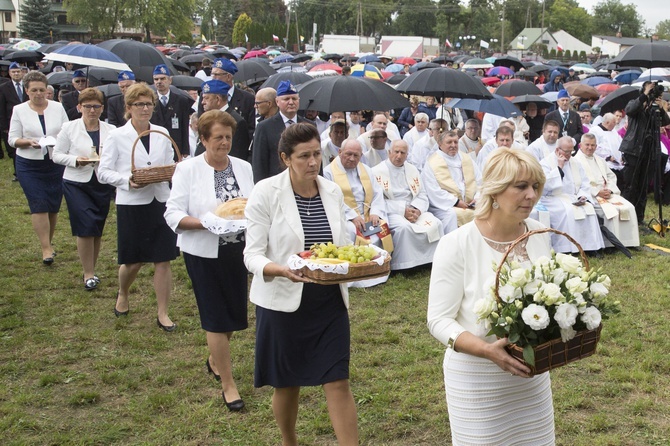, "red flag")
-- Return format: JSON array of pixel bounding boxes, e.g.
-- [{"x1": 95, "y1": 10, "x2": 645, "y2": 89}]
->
[
  {"x1": 272, "y1": 34, "x2": 279, "y2": 41},
  {"x1": 445, "y1": 38, "x2": 452, "y2": 48},
  {"x1": 557, "y1": 43, "x2": 564, "y2": 51}
]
